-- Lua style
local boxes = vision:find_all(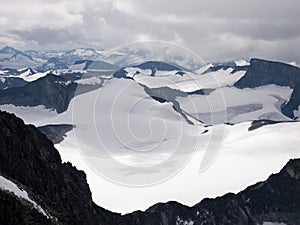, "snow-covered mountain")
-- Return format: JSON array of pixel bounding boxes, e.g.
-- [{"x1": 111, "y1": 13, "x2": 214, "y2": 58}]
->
[
  {"x1": 0, "y1": 46, "x2": 108, "y2": 72},
  {"x1": 1, "y1": 43, "x2": 300, "y2": 219},
  {"x1": 0, "y1": 46, "x2": 39, "y2": 69},
  {"x1": 1, "y1": 56, "x2": 300, "y2": 216},
  {"x1": 60, "y1": 48, "x2": 104, "y2": 64},
  {"x1": 1, "y1": 57, "x2": 299, "y2": 131},
  {"x1": 0, "y1": 46, "x2": 255, "y2": 77},
  {"x1": 70, "y1": 60, "x2": 120, "y2": 73},
  {"x1": 36, "y1": 57, "x2": 69, "y2": 72}
]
